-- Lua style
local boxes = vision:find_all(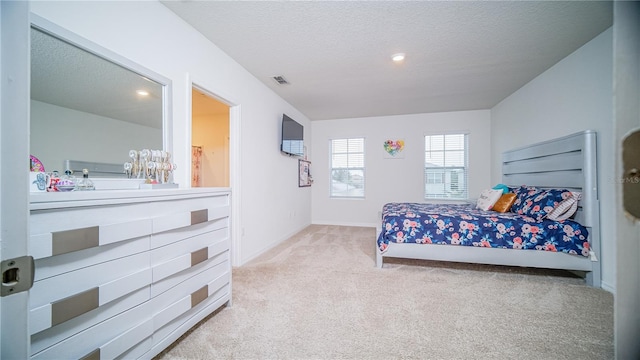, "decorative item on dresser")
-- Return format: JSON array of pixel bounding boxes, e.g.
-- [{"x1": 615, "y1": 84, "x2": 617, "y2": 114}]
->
[{"x1": 28, "y1": 188, "x2": 231, "y2": 359}]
